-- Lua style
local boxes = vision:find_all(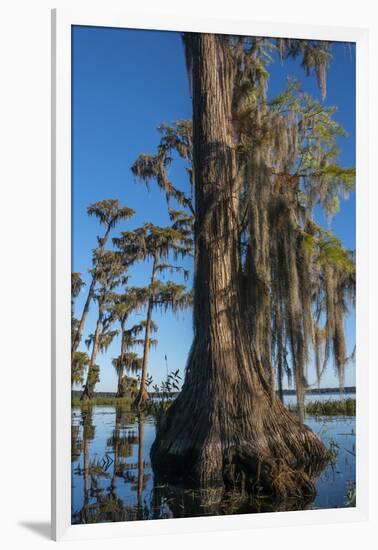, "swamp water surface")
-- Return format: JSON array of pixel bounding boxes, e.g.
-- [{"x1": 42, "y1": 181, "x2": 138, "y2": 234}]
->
[{"x1": 71, "y1": 403, "x2": 355, "y2": 524}]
